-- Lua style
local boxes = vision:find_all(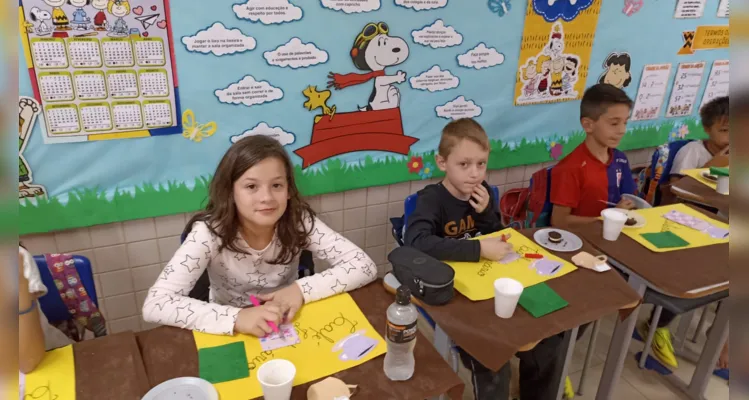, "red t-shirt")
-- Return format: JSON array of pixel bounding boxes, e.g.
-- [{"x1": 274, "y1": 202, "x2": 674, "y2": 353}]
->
[{"x1": 550, "y1": 143, "x2": 635, "y2": 217}]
